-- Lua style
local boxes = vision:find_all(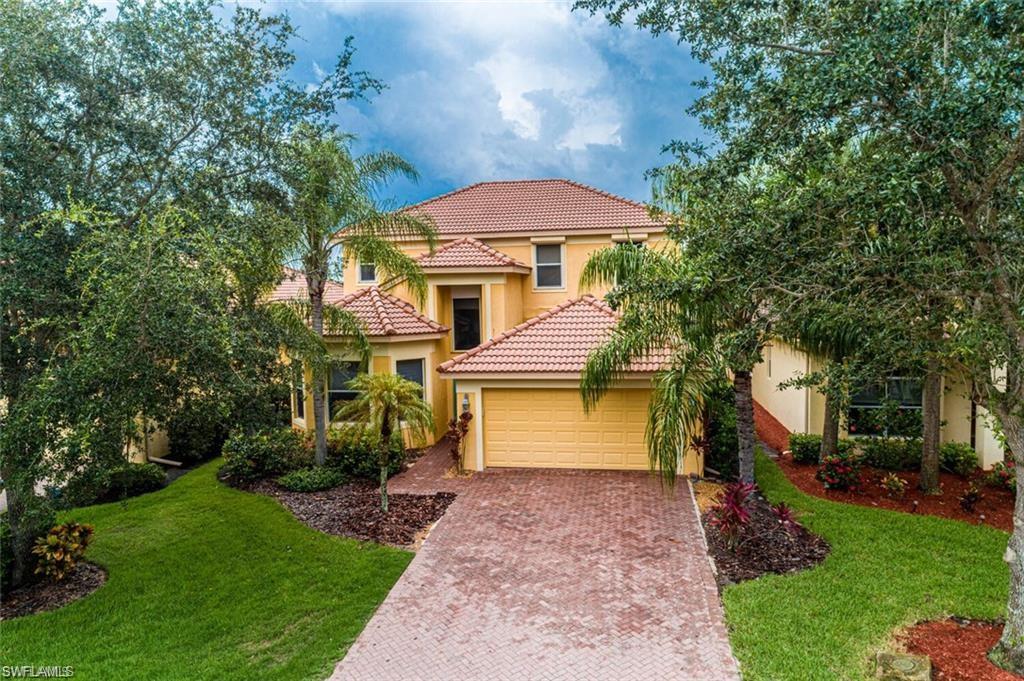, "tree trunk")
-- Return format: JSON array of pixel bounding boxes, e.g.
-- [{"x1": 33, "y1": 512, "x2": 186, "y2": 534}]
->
[
  {"x1": 992, "y1": 407, "x2": 1024, "y2": 672},
  {"x1": 733, "y1": 370, "x2": 756, "y2": 484},
  {"x1": 3, "y1": 480, "x2": 31, "y2": 589},
  {"x1": 307, "y1": 275, "x2": 328, "y2": 466},
  {"x1": 919, "y1": 360, "x2": 942, "y2": 494},
  {"x1": 380, "y1": 405, "x2": 392, "y2": 513},
  {"x1": 820, "y1": 393, "x2": 840, "y2": 462}
]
